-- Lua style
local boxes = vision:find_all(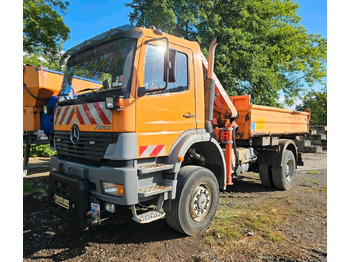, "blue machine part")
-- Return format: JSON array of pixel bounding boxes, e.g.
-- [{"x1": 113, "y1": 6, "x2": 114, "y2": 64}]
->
[{"x1": 40, "y1": 96, "x2": 57, "y2": 135}]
